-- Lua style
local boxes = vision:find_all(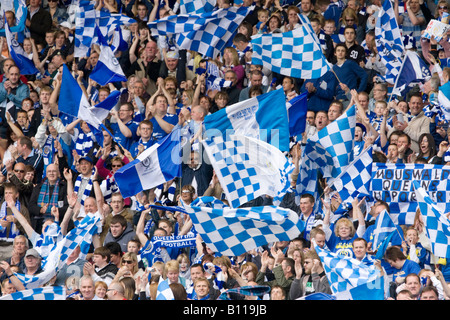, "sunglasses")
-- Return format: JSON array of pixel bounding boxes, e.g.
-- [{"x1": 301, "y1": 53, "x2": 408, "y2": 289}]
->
[
  {"x1": 122, "y1": 260, "x2": 133, "y2": 264},
  {"x1": 439, "y1": 6, "x2": 448, "y2": 9},
  {"x1": 14, "y1": 170, "x2": 25, "y2": 173}
]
